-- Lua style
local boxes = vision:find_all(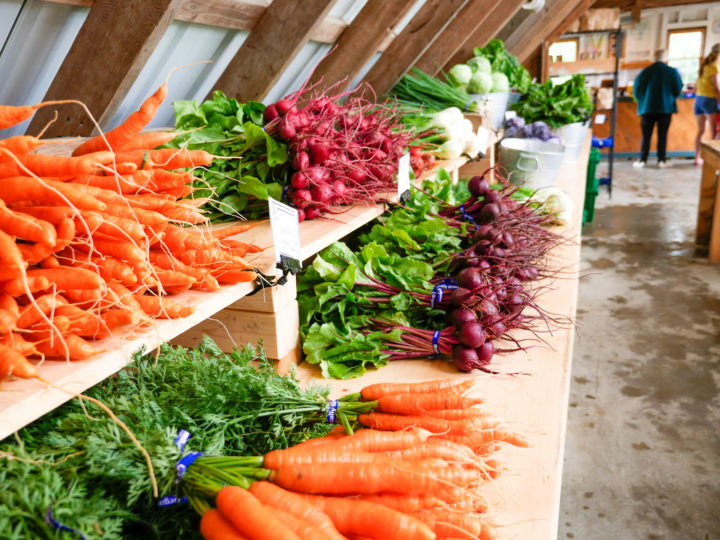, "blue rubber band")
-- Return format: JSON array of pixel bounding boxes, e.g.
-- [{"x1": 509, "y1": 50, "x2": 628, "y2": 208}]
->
[
  {"x1": 459, "y1": 204, "x2": 478, "y2": 225},
  {"x1": 326, "y1": 400, "x2": 339, "y2": 423},
  {"x1": 158, "y1": 495, "x2": 189, "y2": 507},
  {"x1": 176, "y1": 452, "x2": 203, "y2": 480},
  {"x1": 464, "y1": 101, "x2": 471, "y2": 112},
  {"x1": 432, "y1": 331, "x2": 441, "y2": 355},
  {"x1": 282, "y1": 185, "x2": 289, "y2": 201},
  {"x1": 430, "y1": 281, "x2": 458, "y2": 308},
  {"x1": 159, "y1": 430, "x2": 203, "y2": 507},
  {"x1": 45, "y1": 506, "x2": 88, "y2": 540},
  {"x1": 174, "y1": 429, "x2": 191, "y2": 453}
]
